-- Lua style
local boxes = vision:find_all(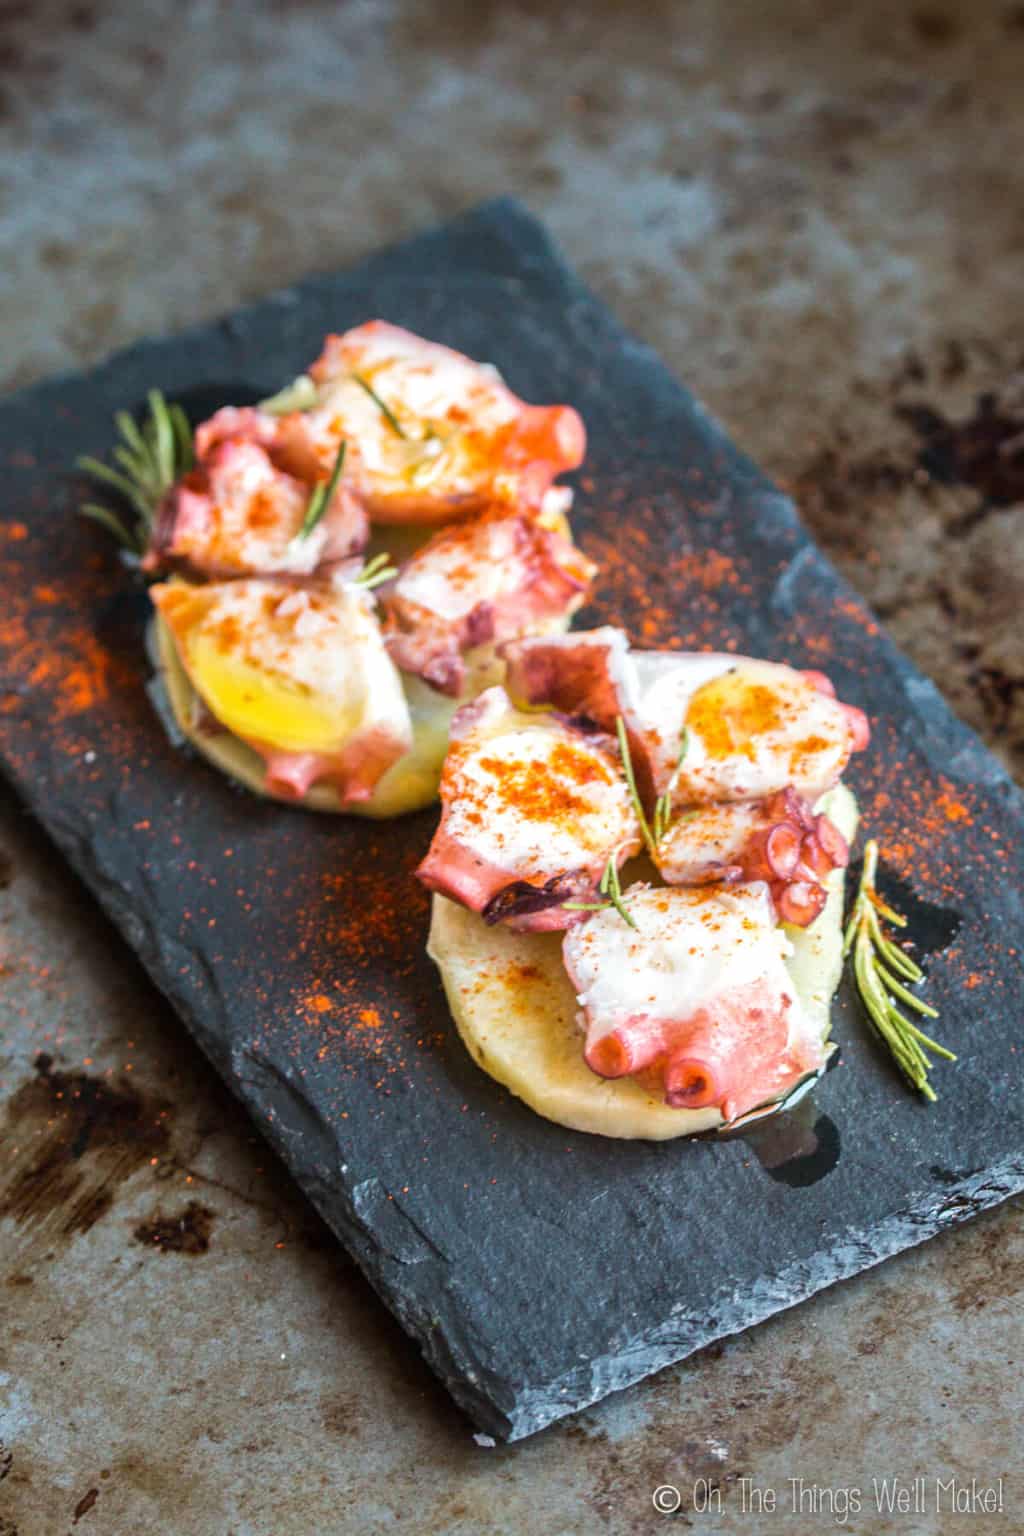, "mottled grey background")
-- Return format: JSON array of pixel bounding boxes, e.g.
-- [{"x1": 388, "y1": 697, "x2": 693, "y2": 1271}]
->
[{"x1": 0, "y1": 2, "x2": 1021, "y2": 1533}]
